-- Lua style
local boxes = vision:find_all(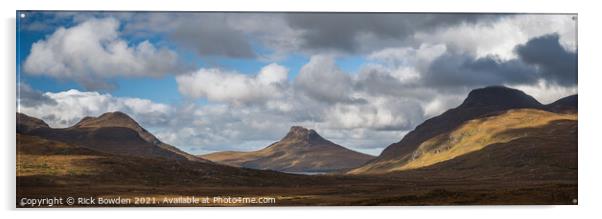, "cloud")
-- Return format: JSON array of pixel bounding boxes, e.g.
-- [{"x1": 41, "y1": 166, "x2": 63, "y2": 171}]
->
[
  {"x1": 118, "y1": 13, "x2": 503, "y2": 58},
  {"x1": 515, "y1": 34, "x2": 577, "y2": 86},
  {"x1": 295, "y1": 55, "x2": 354, "y2": 103},
  {"x1": 285, "y1": 13, "x2": 500, "y2": 54},
  {"x1": 22, "y1": 17, "x2": 183, "y2": 90},
  {"x1": 355, "y1": 44, "x2": 447, "y2": 96},
  {"x1": 29, "y1": 13, "x2": 575, "y2": 62},
  {"x1": 17, "y1": 83, "x2": 57, "y2": 108},
  {"x1": 416, "y1": 33, "x2": 577, "y2": 89},
  {"x1": 416, "y1": 14, "x2": 577, "y2": 60},
  {"x1": 358, "y1": 32, "x2": 576, "y2": 93},
  {"x1": 176, "y1": 63, "x2": 289, "y2": 104},
  {"x1": 18, "y1": 89, "x2": 173, "y2": 128},
  {"x1": 152, "y1": 102, "x2": 298, "y2": 153},
  {"x1": 119, "y1": 13, "x2": 270, "y2": 58},
  {"x1": 424, "y1": 53, "x2": 538, "y2": 88},
  {"x1": 506, "y1": 79, "x2": 577, "y2": 104},
  {"x1": 169, "y1": 14, "x2": 257, "y2": 58},
  {"x1": 324, "y1": 96, "x2": 424, "y2": 131}
]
